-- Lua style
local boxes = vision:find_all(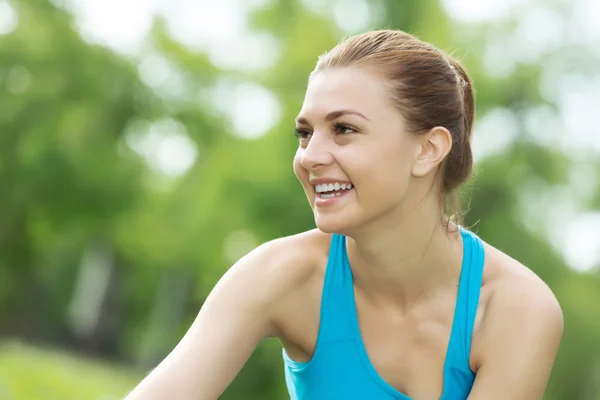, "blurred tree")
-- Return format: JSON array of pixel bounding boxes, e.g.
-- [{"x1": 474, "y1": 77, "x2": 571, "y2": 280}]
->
[{"x1": 0, "y1": 0, "x2": 160, "y2": 346}]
